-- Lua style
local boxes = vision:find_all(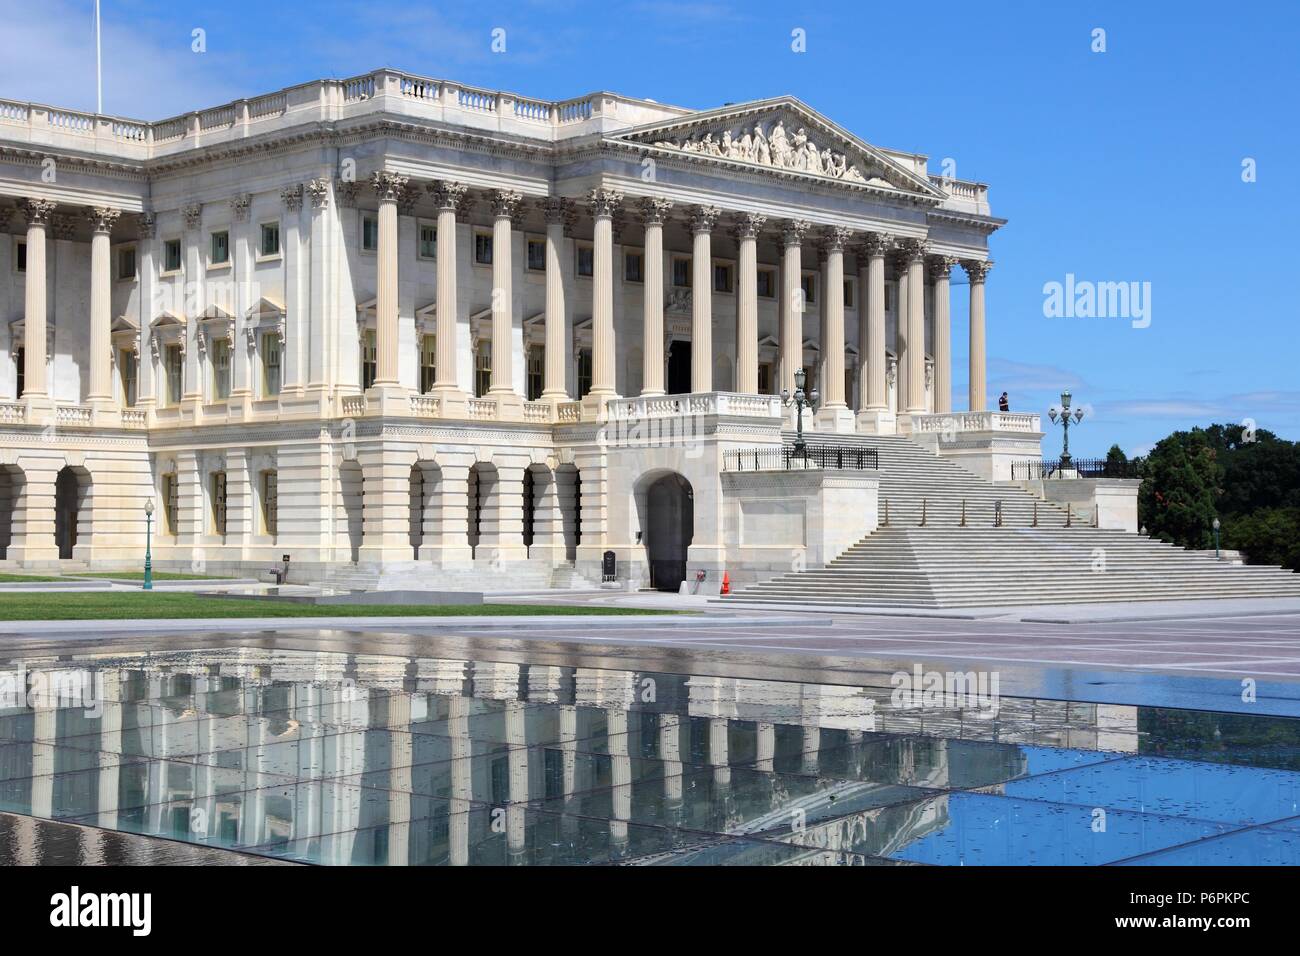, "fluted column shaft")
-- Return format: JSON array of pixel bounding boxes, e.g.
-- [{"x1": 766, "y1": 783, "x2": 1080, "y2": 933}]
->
[
  {"x1": 904, "y1": 240, "x2": 928, "y2": 414},
  {"x1": 640, "y1": 199, "x2": 671, "y2": 396},
  {"x1": 690, "y1": 206, "x2": 719, "y2": 393},
  {"x1": 861, "y1": 235, "x2": 889, "y2": 411},
  {"x1": 822, "y1": 228, "x2": 849, "y2": 408},
  {"x1": 541, "y1": 201, "x2": 567, "y2": 399},
  {"x1": 965, "y1": 260, "x2": 992, "y2": 411},
  {"x1": 371, "y1": 172, "x2": 405, "y2": 387},
  {"x1": 734, "y1": 213, "x2": 764, "y2": 394},
  {"x1": 779, "y1": 221, "x2": 809, "y2": 394},
  {"x1": 432, "y1": 181, "x2": 467, "y2": 391},
  {"x1": 489, "y1": 191, "x2": 521, "y2": 395},
  {"x1": 21, "y1": 200, "x2": 55, "y2": 399},
  {"x1": 588, "y1": 189, "x2": 621, "y2": 398},
  {"x1": 930, "y1": 257, "x2": 954, "y2": 414},
  {"x1": 87, "y1": 206, "x2": 120, "y2": 402}
]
